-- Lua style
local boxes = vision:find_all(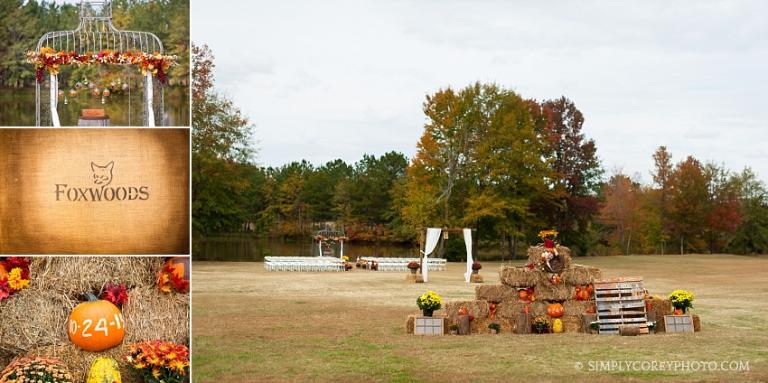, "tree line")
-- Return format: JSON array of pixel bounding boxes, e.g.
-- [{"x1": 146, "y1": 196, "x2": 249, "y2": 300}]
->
[
  {"x1": 192, "y1": 45, "x2": 768, "y2": 258},
  {"x1": 0, "y1": 0, "x2": 189, "y2": 88}
]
